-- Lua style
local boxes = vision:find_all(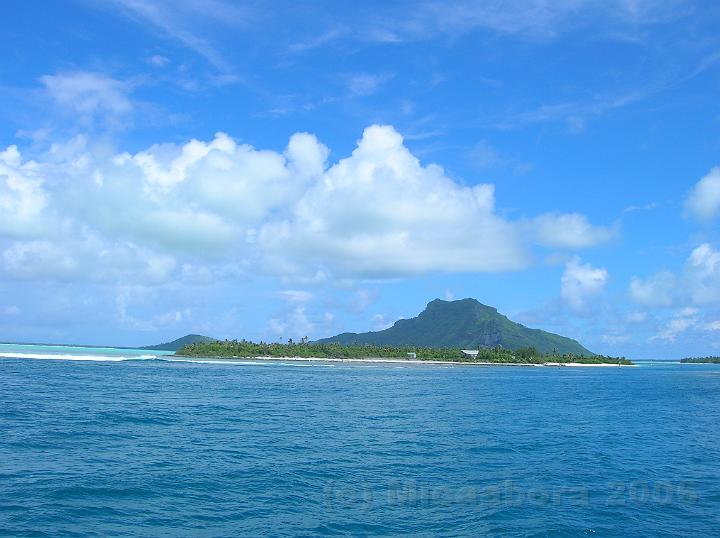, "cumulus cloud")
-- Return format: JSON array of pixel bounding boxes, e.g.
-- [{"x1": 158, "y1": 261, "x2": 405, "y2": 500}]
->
[
  {"x1": 532, "y1": 213, "x2": 616, "y2": 249},
  {"x1": 66, "y1": 131, "x2": 319, "y2": 254},
  {"x1": 0, "y1": 124, "x2": 614, "y2": 285},
  {"x1": 259, "y1": 125, "x2": 531, "y2": 277},
  {"x1": 560, "y1": 257, "x2": 609, "y2": 312},
  {"x1": 685, "y1": 243, "x2": 720, "y2": 304},
  {"x1": 685, "y1": 166, "x2": 720, "y2": 221},
  {"x1": 630, "y1": 243, "x2": 720, "y2": 308},
  {"x1": 0, "y1": 146, "x2": 48, "y2": 238}
]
